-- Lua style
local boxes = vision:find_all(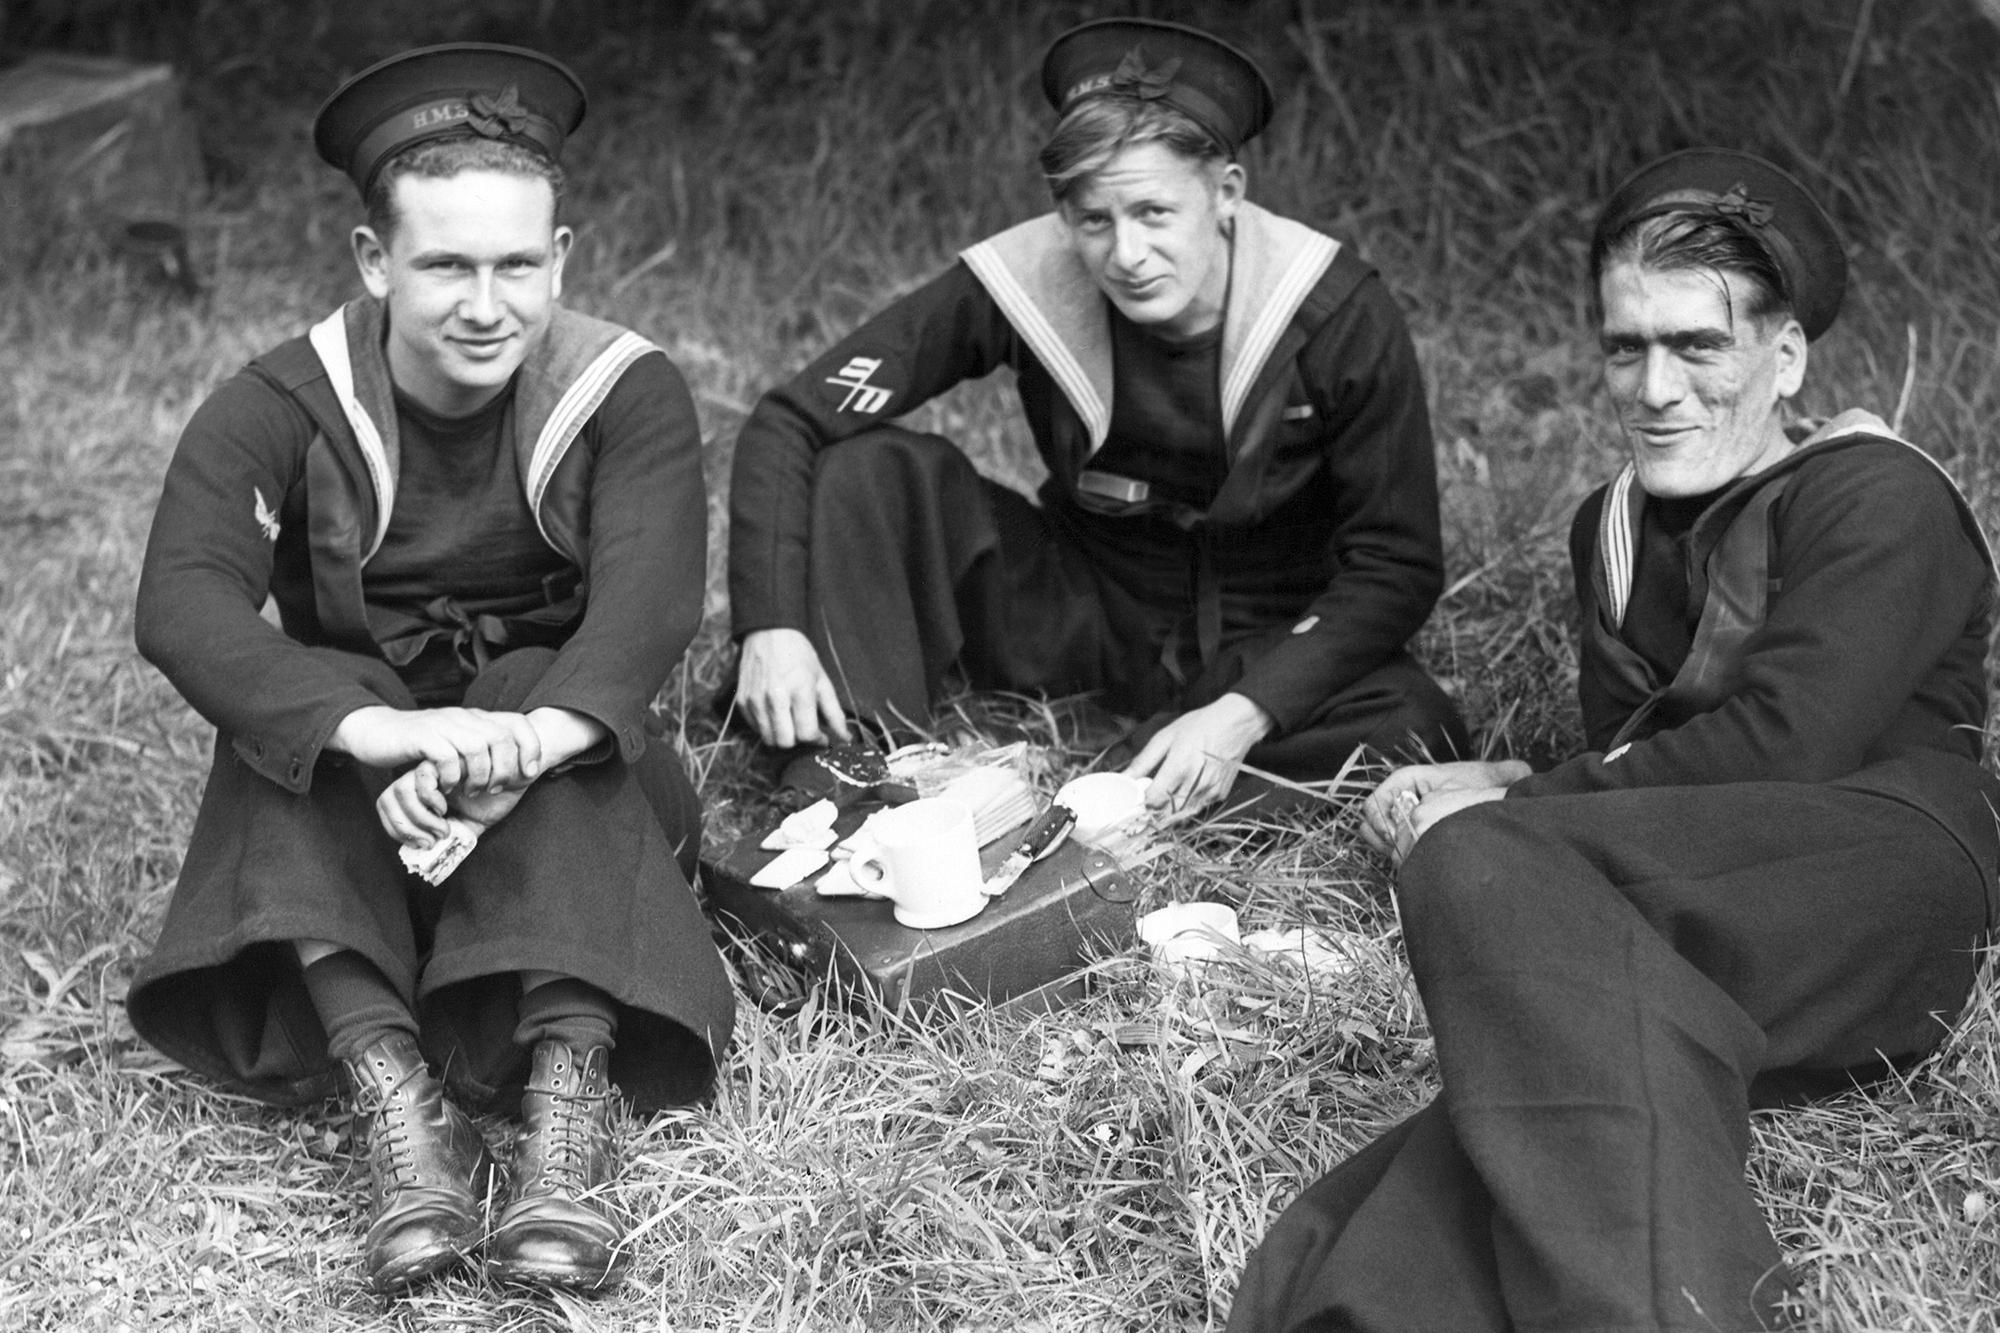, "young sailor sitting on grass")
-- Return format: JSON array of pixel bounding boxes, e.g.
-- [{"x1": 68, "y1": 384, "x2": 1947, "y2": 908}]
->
[
  {"x1": 1228, "y1": 148, "x2": 1998, "y2": 1333},
  {"x1": 727, "y1": 17, "x2": 1467, "y2": 815},
  {"x1": 128, "y1": 44, "x2": 734, "y2": 1295}
]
